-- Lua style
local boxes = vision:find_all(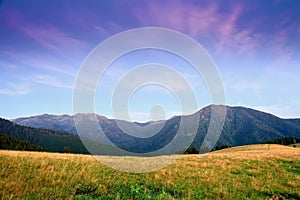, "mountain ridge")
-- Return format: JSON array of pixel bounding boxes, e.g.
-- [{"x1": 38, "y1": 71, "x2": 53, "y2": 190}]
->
[
  {"x1": 11, "y1": 105, "x2": 300, "y2": 152},
  {"x1": 12, "y1": 104, "x2": 300, "y2": 124}
]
